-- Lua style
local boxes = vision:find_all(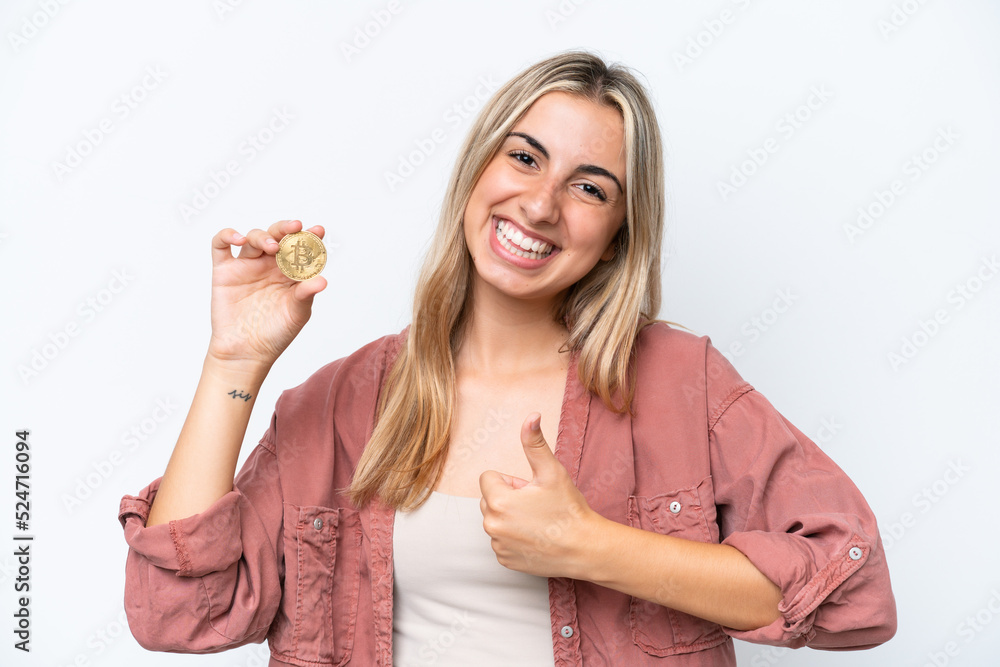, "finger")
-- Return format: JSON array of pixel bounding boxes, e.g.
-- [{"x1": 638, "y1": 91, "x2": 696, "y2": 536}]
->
[
  {"x1": 479, "y1": 470, "x2": 512, "y2": 500},
  {"x1": 520, "y1": 413, "x2": 557, "y2": 481},
  {"x1": 211, "y1": 228, "x2": 246, "y2": 264},
  {"x1": 306, "y1": 225, "x2": 325, "y2": 240},
  {"x1": 498, "y1": 472, "x2": 530, "y2": 490},
  {"x1": 267, "y1": 219, "x2": 304, "y2": 239},
  {"x1": 239, "y1": 228, "x2": 279, "y2": 259}
]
